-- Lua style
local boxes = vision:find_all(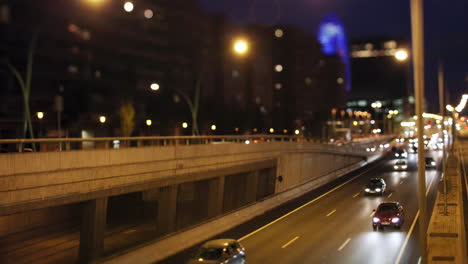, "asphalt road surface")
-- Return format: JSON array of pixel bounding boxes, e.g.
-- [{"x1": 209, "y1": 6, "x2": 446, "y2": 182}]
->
[{"x1": 161, "y1": 148, "x2": 443, "y2": 264}]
